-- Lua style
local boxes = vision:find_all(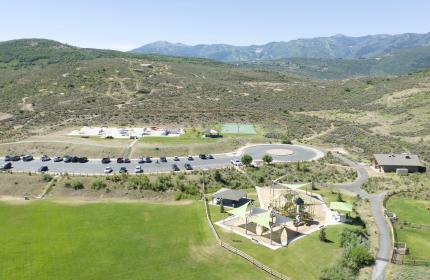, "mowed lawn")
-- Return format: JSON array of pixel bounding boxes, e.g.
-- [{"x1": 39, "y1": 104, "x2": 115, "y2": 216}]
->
[
  {"x1": 0, "y1": 201, "x2": 270, "y2": 280},
  {"x1": 387, "y1": 197, "x2": 430, "y2": 225},
  {"x1": 387, "y1": 197, "x2": 430, "y2": 259},
  {"x1": 216, "y1": 220, "x2": 352, "y2": 280}
]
